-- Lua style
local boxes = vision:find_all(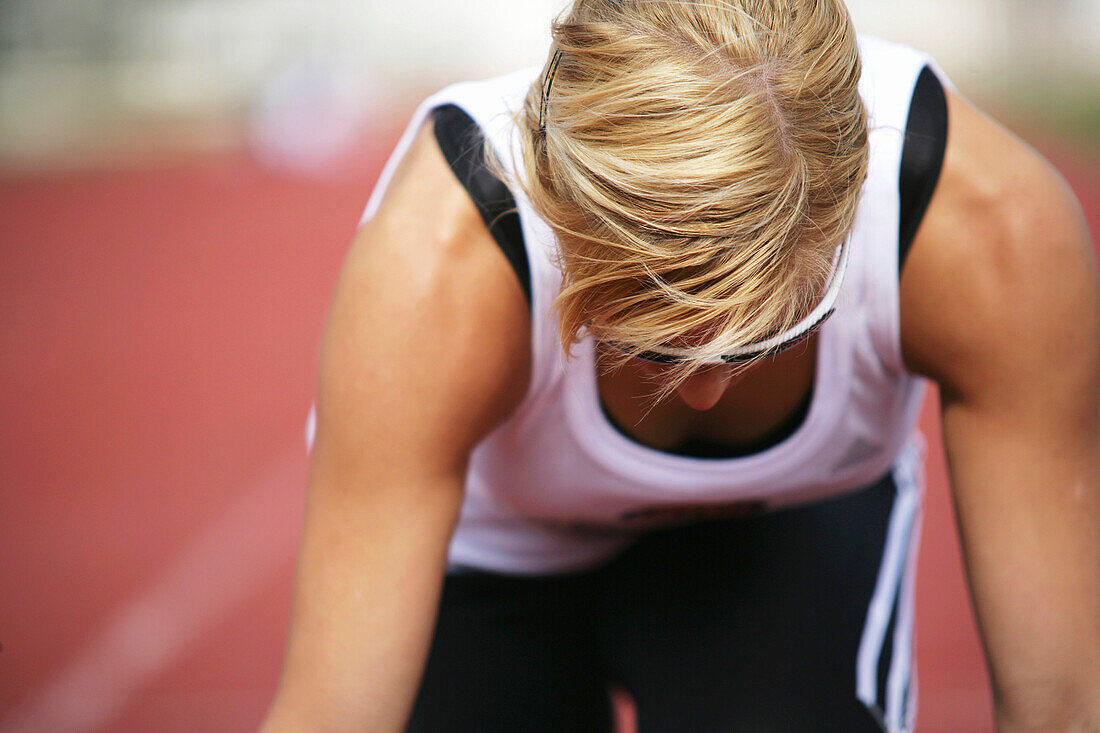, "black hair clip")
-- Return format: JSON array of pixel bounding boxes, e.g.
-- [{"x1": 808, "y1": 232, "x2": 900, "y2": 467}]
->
[{"x1": 539, "y1": 49, "x2": 564, "y2": 133}]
